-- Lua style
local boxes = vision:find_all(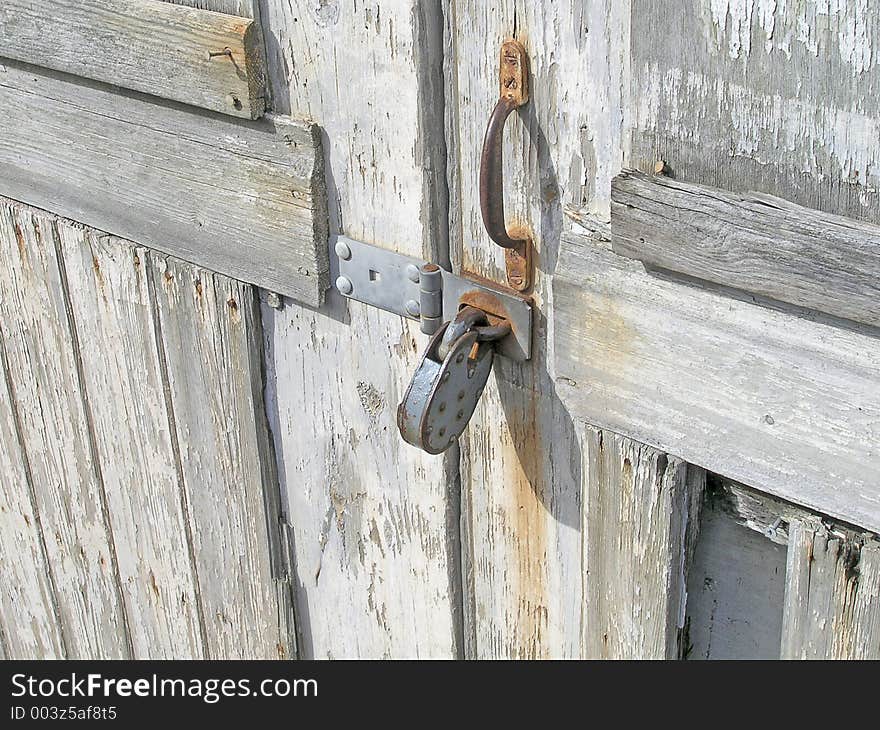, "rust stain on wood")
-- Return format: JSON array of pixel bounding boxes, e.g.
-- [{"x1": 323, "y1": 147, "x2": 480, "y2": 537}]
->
[{"x1": 503, "y1": 371, "x2": 550, "y2": 658}]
